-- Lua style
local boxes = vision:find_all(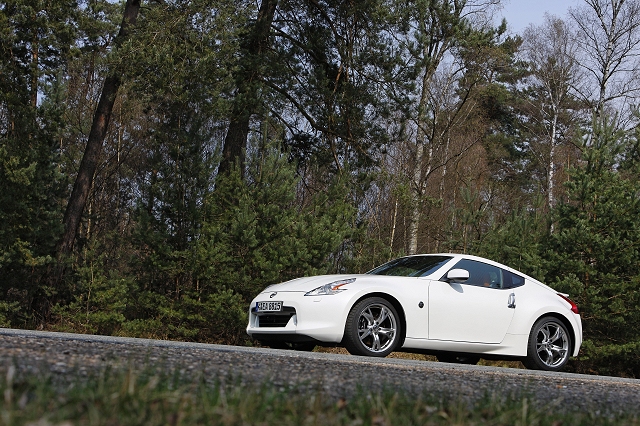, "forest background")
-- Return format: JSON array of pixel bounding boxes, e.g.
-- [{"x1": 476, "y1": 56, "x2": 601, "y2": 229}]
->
[{"x1": 1, "y1": 0, "x2": 640, "y2": 377}]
